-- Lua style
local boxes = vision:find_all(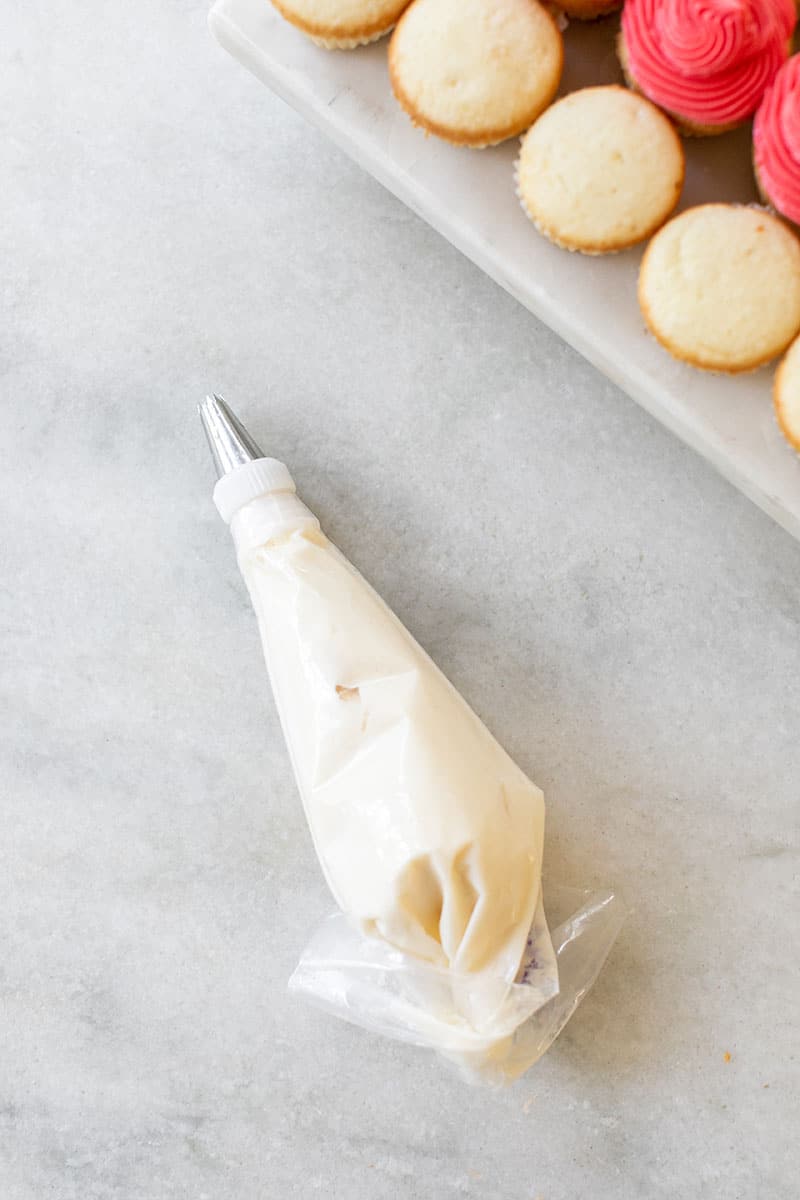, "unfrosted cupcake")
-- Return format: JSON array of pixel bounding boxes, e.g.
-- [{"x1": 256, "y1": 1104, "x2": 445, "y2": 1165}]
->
[
  {"x1": 639, "y1": 204, "x2": 800, "y2": 373},
  {"x1": 619, "y1": 0, "x2": 796, "y2": 135},
  {"x1": 389, "y1": 0, "x2": 563, "y2": 148},
  {"x1": 754, "y1": 55, "x2": 800, "y2": 226},
  {"x1": 516, "y1": 87, "x2": 684, "y2": 254},
  {"x1": 774, "y1": 336, "x2": 800, "y2": 452},
  {"x1": 270, "y1": 0, "x2": 410, "y2": 48}
]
